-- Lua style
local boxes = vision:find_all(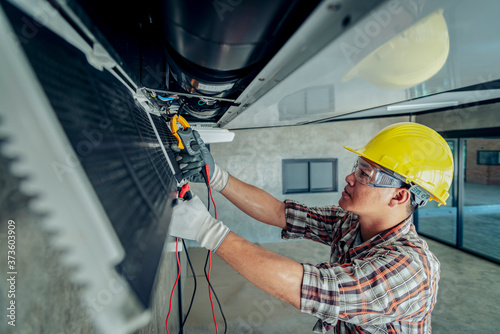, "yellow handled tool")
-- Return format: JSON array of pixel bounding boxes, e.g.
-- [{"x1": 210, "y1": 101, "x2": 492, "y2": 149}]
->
[
  {"x1": 170, "y1": 115, "x2": 191, "y2": 150},
  {"x1": 170, "y1": 115, "x2": 201, "y2": 156}
]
